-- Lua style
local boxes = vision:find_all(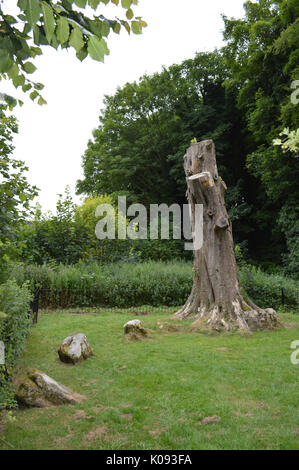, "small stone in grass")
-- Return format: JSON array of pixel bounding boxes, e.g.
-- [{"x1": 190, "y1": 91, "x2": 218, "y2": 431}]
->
[
  {"x1": 123, "y1": 319, "x2": 148, "y2": 340},
  {"x1": 15, "y1": 368, "x2": 85, "y2": 408},
  {"x1": 58, "y1": 333, "x2": 93, "y2": 364}
]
